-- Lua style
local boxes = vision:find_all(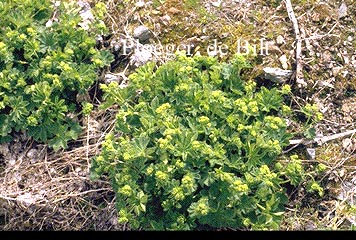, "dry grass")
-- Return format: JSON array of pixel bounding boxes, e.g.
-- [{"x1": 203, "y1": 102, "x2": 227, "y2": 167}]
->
[{"x1": 0, "y1": 108, "x2": 122, "y2": 230}]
